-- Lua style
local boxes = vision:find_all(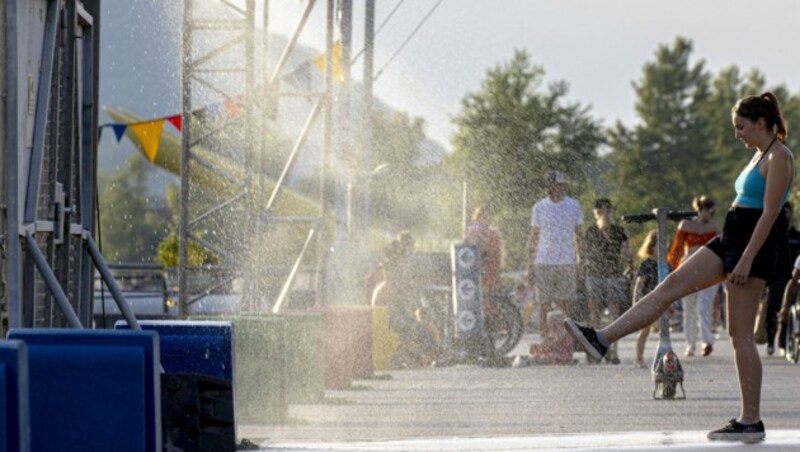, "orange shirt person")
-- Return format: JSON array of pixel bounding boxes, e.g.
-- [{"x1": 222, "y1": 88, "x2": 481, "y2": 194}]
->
[
  {"x1": 666, "y1": 195, "x2": 720, "y2": 357},
  {"x1": 464, "y1": 206, "x2": 502, "y2": 293}
]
